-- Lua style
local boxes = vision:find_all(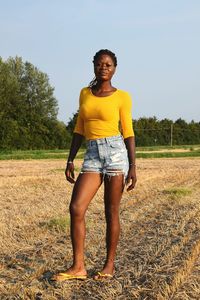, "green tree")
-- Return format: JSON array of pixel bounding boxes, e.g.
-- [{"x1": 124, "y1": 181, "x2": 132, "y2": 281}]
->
[
  {"x1": 173, "y1": 118, "x2": 188, "y2": 145},
  {"x1": 0, "y1": 56, "x2": 69, "y2": 149}
]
